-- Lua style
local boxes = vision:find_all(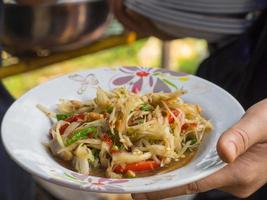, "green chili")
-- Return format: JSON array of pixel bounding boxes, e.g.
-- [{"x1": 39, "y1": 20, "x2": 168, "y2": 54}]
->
[
  {"x1": 65, "y1": 127, "x2": 97, "y2": 146},
  {"x1": 107, "y1": 106, "x2": 113, "y2": 114}
]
